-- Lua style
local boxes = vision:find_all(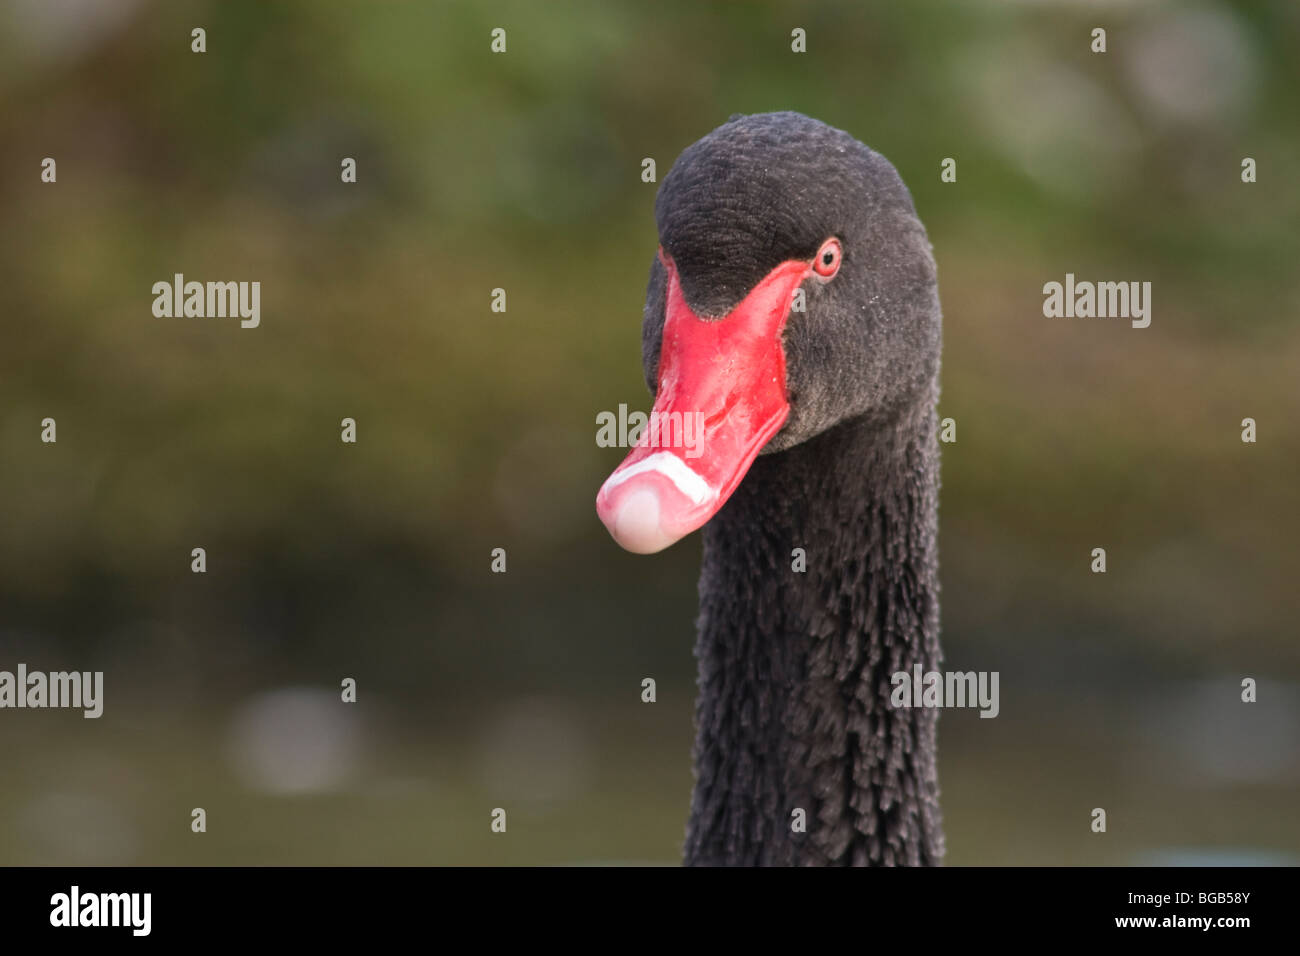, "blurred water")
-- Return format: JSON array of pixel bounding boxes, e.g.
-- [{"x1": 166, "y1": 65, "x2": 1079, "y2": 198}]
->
[{"x1": 227, "y1": 687, "x2": 364, "y2": 795}]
